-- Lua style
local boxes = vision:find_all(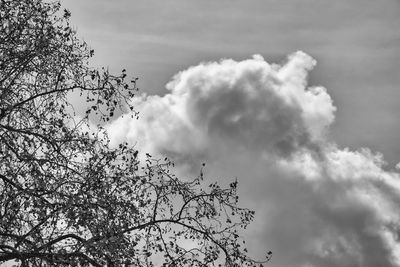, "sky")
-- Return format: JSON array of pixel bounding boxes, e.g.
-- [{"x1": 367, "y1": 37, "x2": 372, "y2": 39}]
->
[{"x1": 63, "y1": 1, "x2": 400, "y2": 266}]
